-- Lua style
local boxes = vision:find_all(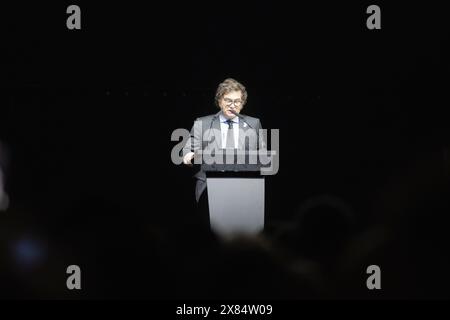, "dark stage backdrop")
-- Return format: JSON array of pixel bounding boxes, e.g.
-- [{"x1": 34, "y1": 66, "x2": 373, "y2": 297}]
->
[{"x1": 1, "y1": 2, "x2": 450, "y2": 299}]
